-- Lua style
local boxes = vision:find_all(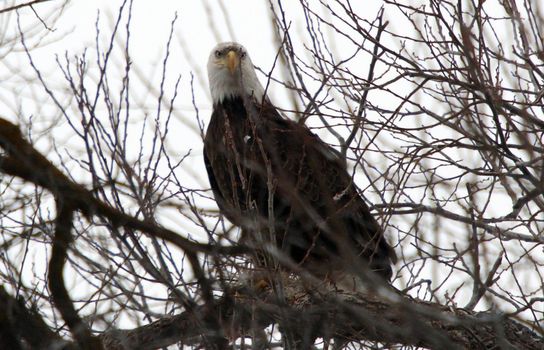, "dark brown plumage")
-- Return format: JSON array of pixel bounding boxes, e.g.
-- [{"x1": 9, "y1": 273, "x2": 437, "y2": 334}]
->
[{"x1": 204, "y1": 42, "x2": 395, "y2": 283}]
